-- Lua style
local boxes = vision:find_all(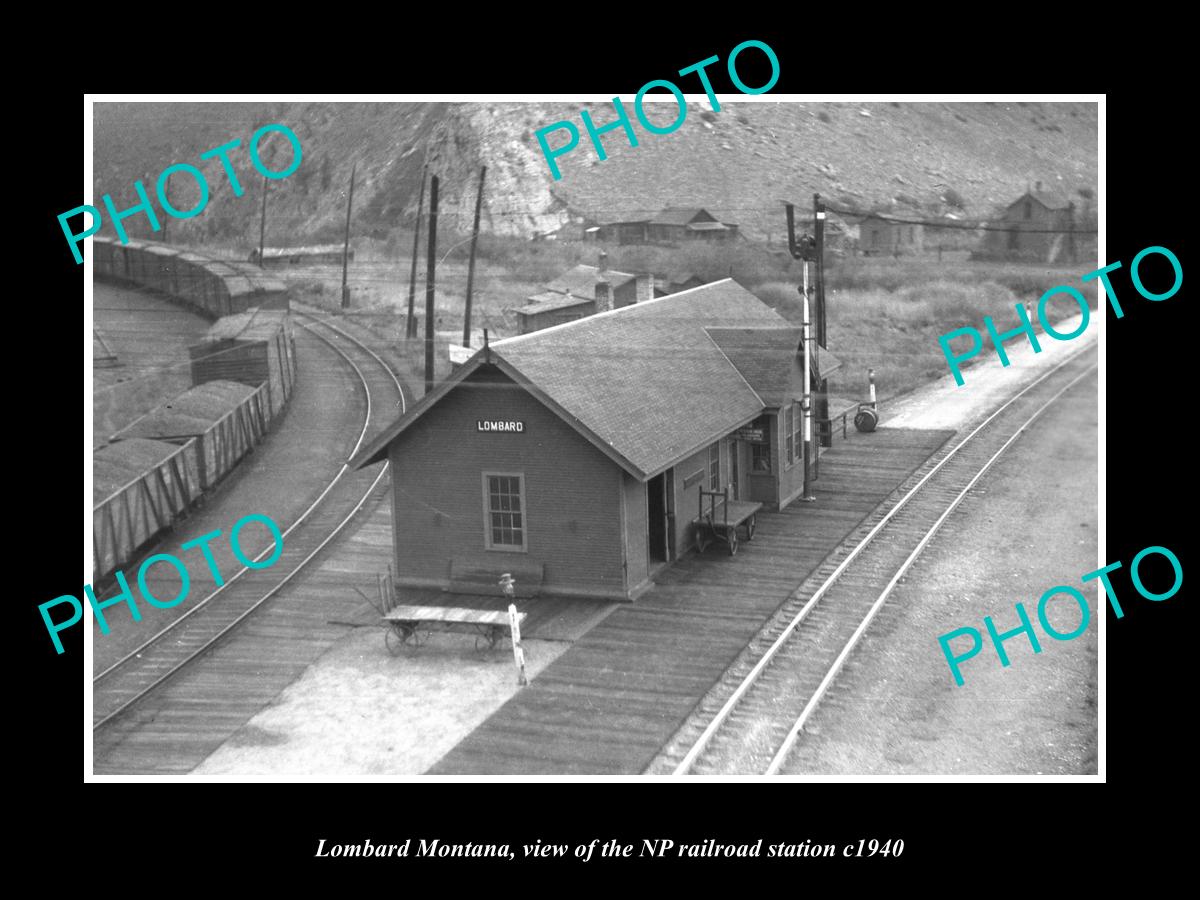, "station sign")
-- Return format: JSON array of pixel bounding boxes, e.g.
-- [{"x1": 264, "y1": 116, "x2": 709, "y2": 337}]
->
[
  {"x1": 734, "y1": 427, "x2": 765, "y2": 443},
  {"x1": 477, "y1": 420, "x2": 525, "y2": 433}
]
